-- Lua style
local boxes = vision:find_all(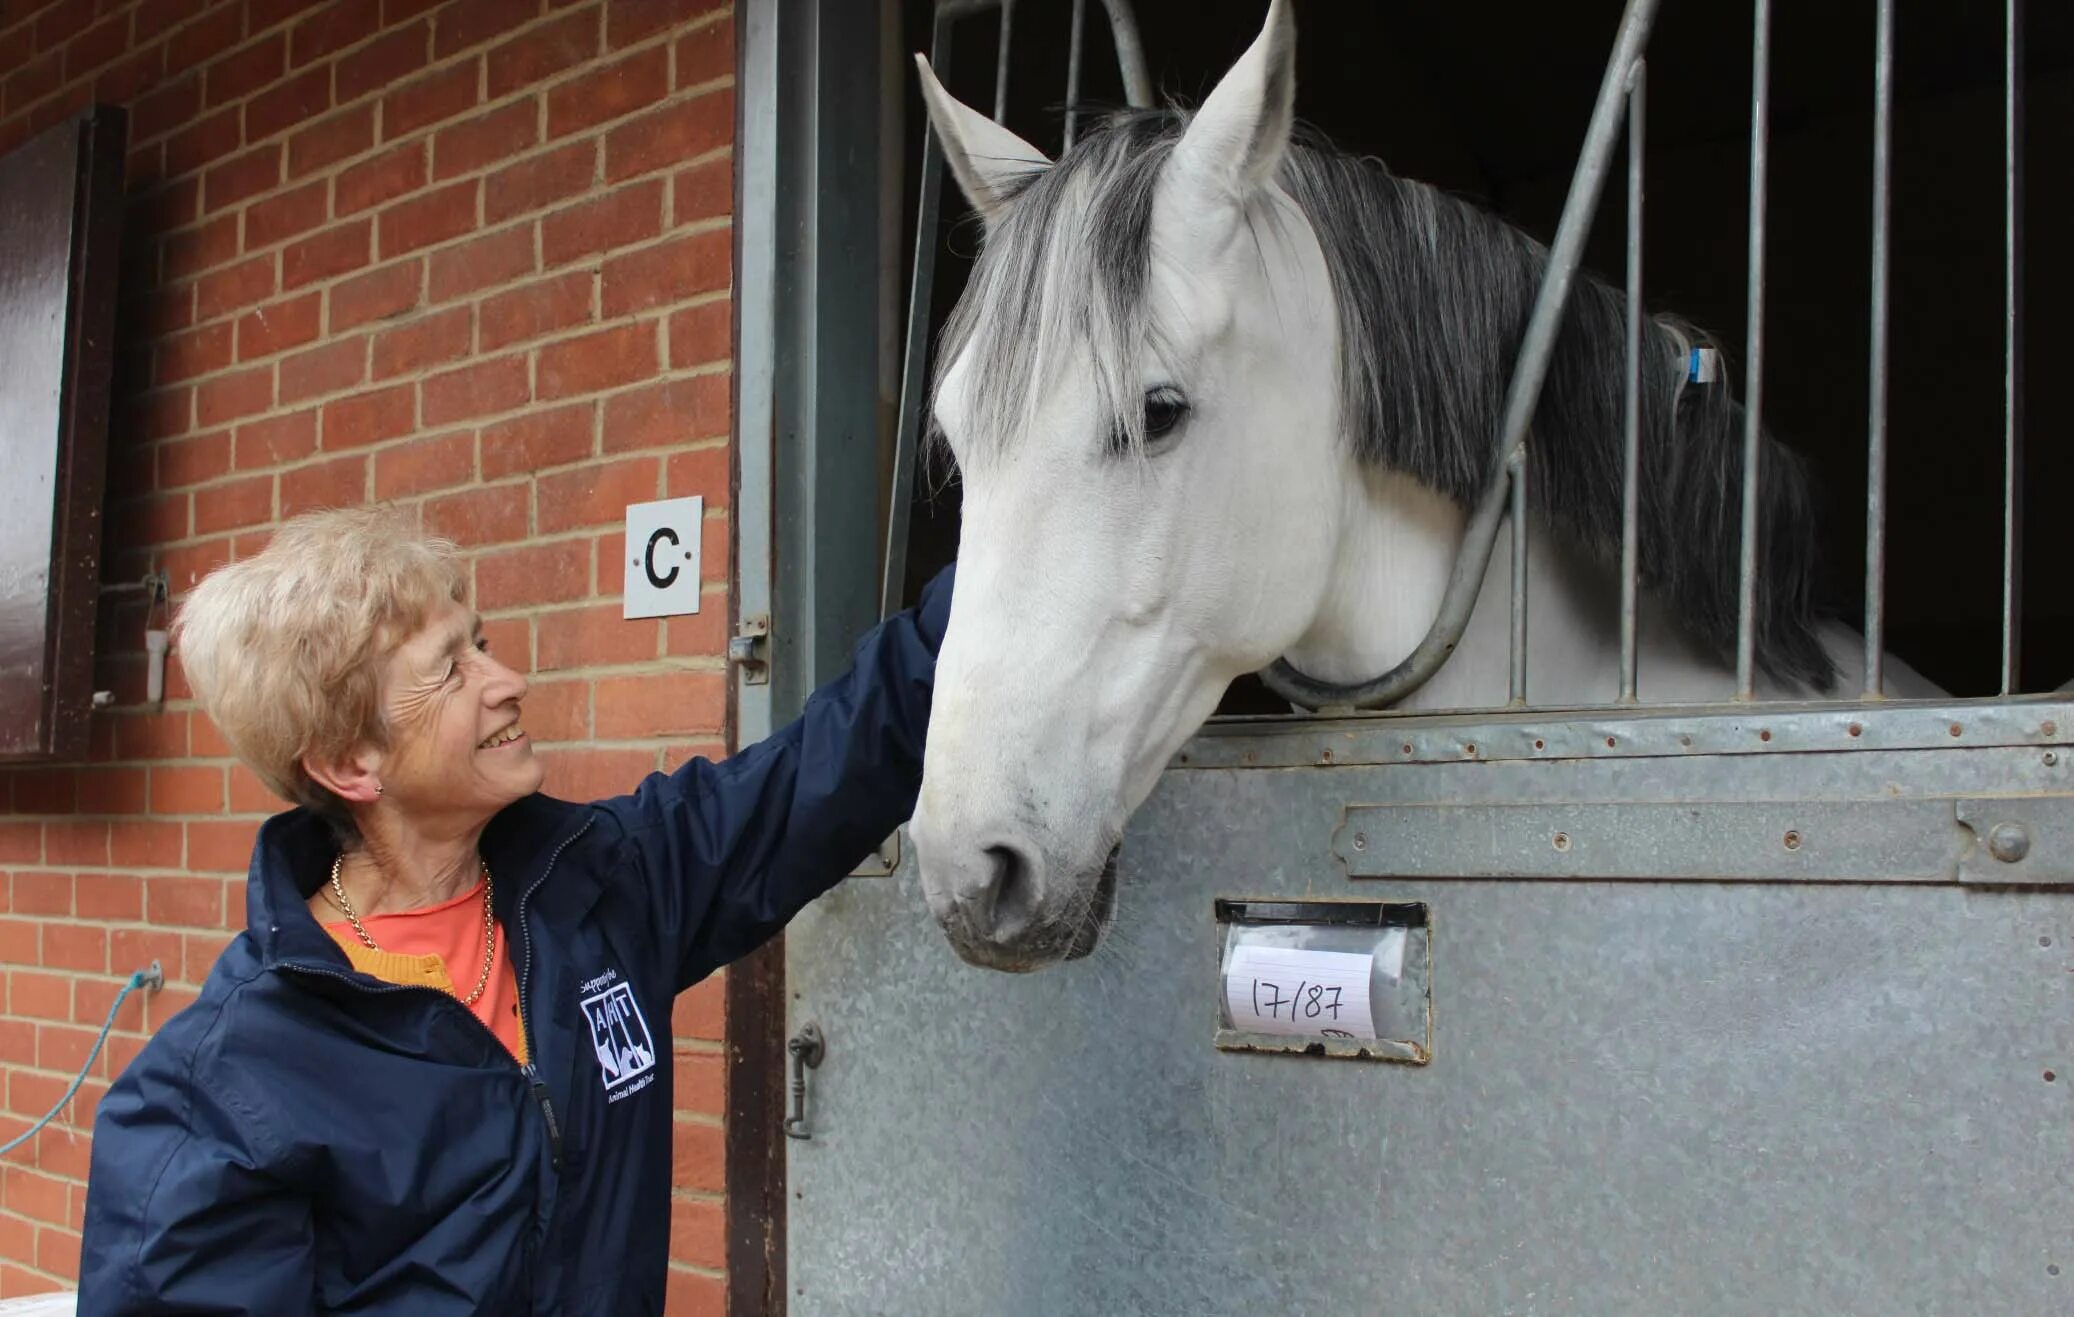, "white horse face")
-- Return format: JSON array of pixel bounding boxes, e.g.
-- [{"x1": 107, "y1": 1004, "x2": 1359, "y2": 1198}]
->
[{"x1": 909, "y1": 2, "x2": 1334, "y2": 970}]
